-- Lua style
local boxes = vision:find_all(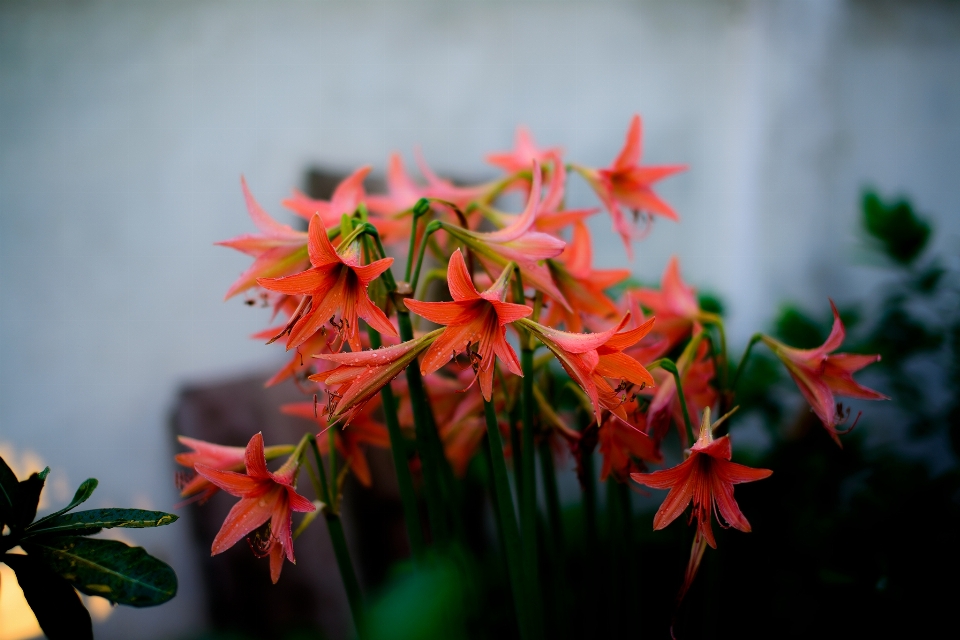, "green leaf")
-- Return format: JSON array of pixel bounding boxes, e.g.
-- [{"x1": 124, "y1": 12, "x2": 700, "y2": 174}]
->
[
  {"x1": 28, "y1": 478, "x2": 99, "y2": 530},
  {"x1": 10, "y1": 469, "x2": 49, "y2": 530},
  {"x1": 0, "y1": 455, "x2": 18, "y2": 529},
  {"x1": 4, "y1": 553, "x2": 93, "y2": 640},
  {"x1": 862, "y1": 190, "x2": 931, "y2": 265},
  {"x1": 23, "y1": 536, "x2": 178, "y2": 607},
  {"x1": 24, "y1": 508, "x2": 178, "y2": 538}
]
